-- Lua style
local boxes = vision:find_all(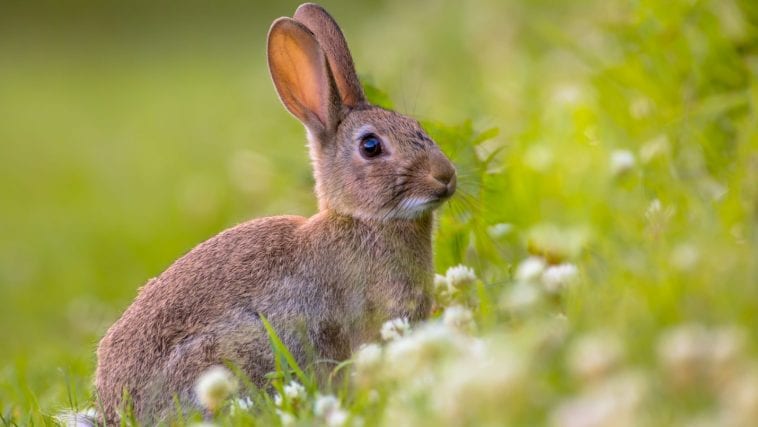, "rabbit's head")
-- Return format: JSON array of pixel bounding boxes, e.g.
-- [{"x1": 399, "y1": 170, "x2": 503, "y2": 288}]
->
[{"x1": 268, "y1": 3, "x2": 456, "y2": 220}]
